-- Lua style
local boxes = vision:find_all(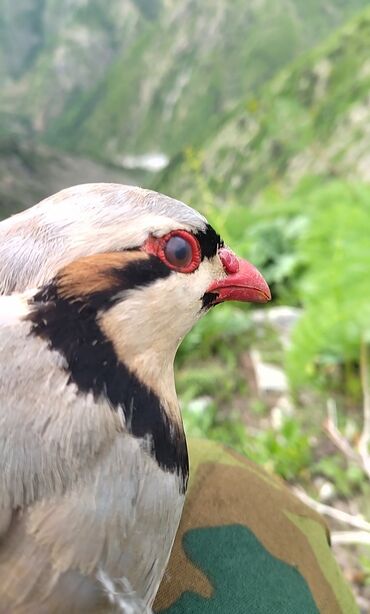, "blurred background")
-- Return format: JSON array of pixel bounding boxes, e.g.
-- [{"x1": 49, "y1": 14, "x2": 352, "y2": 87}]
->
[{"x1": 1, "y1": 0, "x2": 370, "y2": 608}]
